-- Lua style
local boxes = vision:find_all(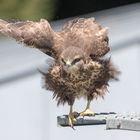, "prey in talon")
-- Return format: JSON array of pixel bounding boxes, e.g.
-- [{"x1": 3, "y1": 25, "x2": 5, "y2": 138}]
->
[{"x1": 0, "y1": 18, "x2": 120, "y2": 128}]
